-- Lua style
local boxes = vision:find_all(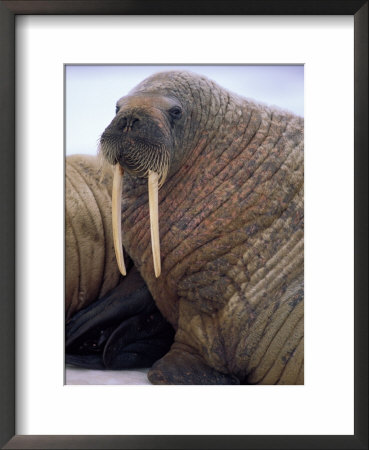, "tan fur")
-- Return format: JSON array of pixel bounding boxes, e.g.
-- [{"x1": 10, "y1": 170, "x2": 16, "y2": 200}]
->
[{"x1": 65, "y1": 155, "x2": 121, "y2": 320}]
